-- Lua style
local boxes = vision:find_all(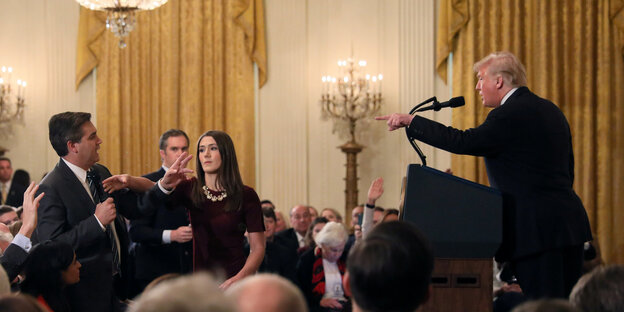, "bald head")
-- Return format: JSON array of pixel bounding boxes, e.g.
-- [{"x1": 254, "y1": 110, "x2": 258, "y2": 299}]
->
[
  {"x1": 290, "y1": 205, "x2": 311, "y2": 235},
  {"x1": 227, "y1": 274, "x2": 307, "y2": 312}
]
